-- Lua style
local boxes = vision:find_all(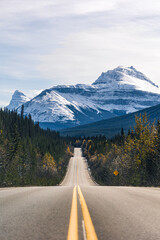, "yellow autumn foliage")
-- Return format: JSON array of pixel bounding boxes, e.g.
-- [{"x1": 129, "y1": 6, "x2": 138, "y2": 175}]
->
[
  {"x1": 66, "y1": 146, "x2": 73, "y2": 156},
  {"x1": 42, "y1": 152, "x2": 57, "y2": 173}
]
